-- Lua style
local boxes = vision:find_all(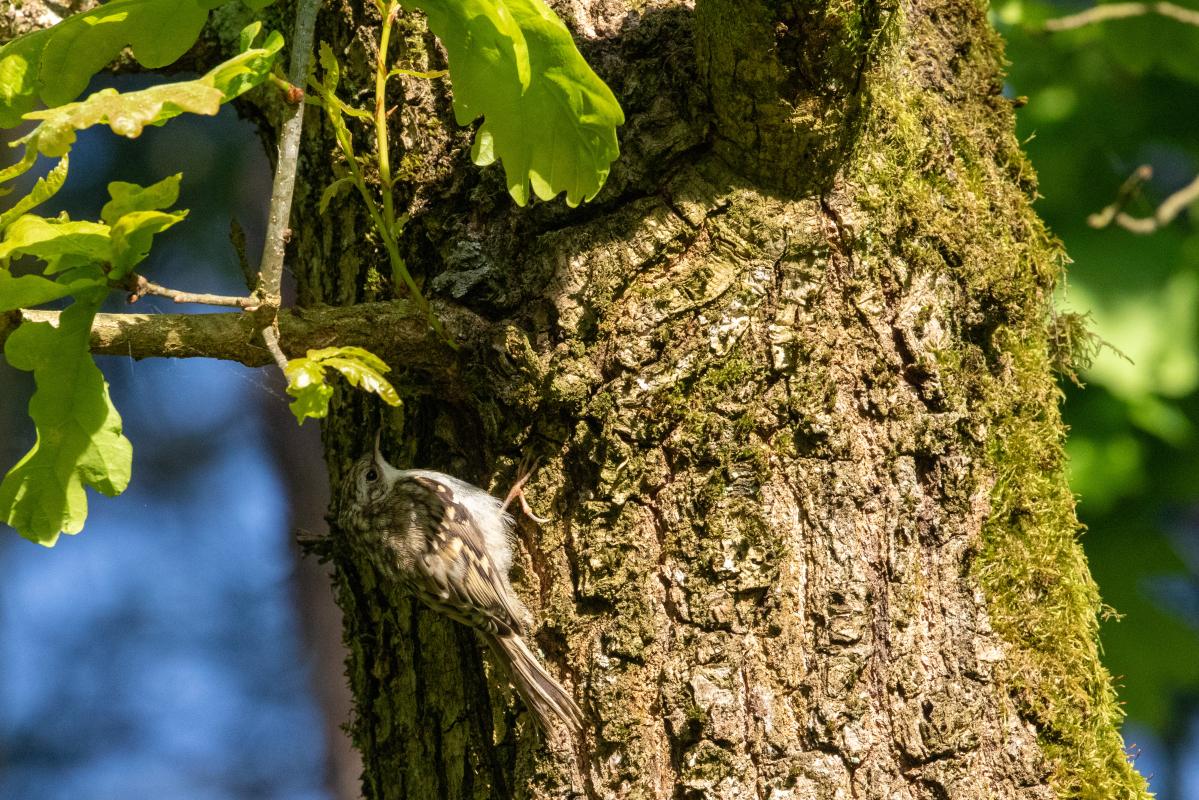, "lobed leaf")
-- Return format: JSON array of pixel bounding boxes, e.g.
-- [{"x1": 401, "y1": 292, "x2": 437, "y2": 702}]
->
[
  {"x1": 284, "y1": 346, "x2": 401, "y2": 423},
  {"x1": 318, "y1": 175, "x2": 355, "y2": 215},
  {"x1": 101, "y1": 173, "x2": 183, "y2": 225},
  {"x1": 108, "y1": 210, "x2": 189, "y2": 278},
  {"x1": 405, "y1": 0, "x2": 624, "y2": 206},
  {"x1": 317, "y1": 41, "x2": 342, "y2": 94},
  {"x1": 0, "y1": 270, "x2": 104, "y2": 313},
  {"x1": 0, "y1": 290, "x2": 133, "y2": 546},
  {"x1": 311, "y1": 43, "x2": 373, "y2": 122},
  {"x1": 0, "y1": 145, "x2": 38, "y2": 188},
  {"x1": 22, "y1": 85, "x2": 223, "y2": 158},
  {"x1": 0, "y1": 1, "x2": 278, "y2": 128},
  {"x1": 0, "y1": 179, "x2": 187, "y2": 280},
  {"x1": 0, "y1": 216, "x2": 112, "y2": 273},
  {"x1": 206, "y1": 24, "x2": 285, "y2": 101},
  {"x1": 17, "y1": 25, "x2": 283, "y2": 159},
  {"x1": 0, "y1": 0, "x2": 207, "y2": 128},
  {"x1": 0, "y1": 154, "x2": 69, "y2": 233}
]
